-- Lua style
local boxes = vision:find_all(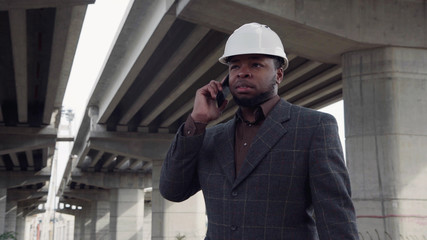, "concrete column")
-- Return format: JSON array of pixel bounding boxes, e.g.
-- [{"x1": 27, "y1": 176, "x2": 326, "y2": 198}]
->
[
  {"x1": 109, "y1": 188, "x2": 144, "y2": 240},
  {"x1": 82, "y1": 203, "x2": 92, "y2": 240},
  {"x1": 74, "y1": 208, "x2": 86, "y2": 240},
  {"x1": 152, "y1": 159, "x2": 207, "y2": 240},
  {"x1": 0, "y1": 188, "x2": 6, "y2": 233},
  {"x1": 90, "y1": 200, "x2": 110, "y2": 240},
  {"x1": 73, "y1": 212, "x2": 81, "y2": 240},
  {"x1": 5, "y1": 200, "x2": 17, "y2": 233},
  {"x1": 342, "y1": 47, "x2": 427, "y2": 239},
  {"x1": 144, "y1": 200, "x2": 152, "y2": 240},
  {"x1": 15, "y1": 205, "x2": 25, "y2": 240}
]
